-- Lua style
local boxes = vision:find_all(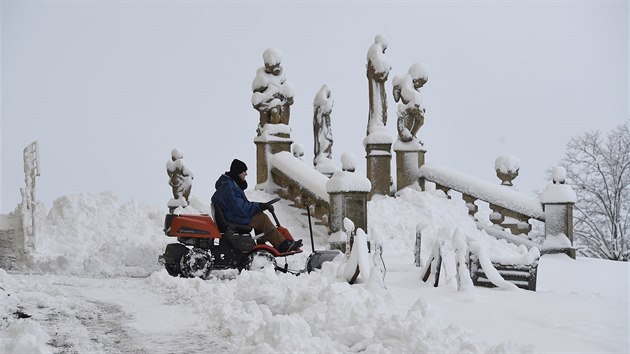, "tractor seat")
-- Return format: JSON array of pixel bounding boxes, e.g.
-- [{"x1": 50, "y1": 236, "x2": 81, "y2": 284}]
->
[{"x1": 211, "y1": 204, "x2": 253, "y2": 235}]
